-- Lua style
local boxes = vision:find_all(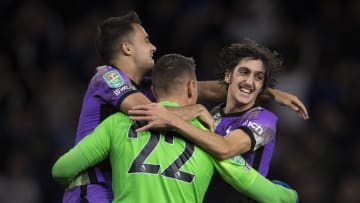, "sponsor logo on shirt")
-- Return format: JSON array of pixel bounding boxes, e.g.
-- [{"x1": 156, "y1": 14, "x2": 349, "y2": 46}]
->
[
  {"x1": 103, "y1": 70, "x2": 123, "y2": 88},
  {"x1": 247, "y1": 121, "x2": 264, "y2": 135},
  {"x1": 232, "y1": 155, "x2": 251, "y2": 172},
  {"x1": 113, "y1": 84, "x2": 135, "y2": 96},
  {"x1": 232, "y1": 155, "x2": 245, "y2": 165}
]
